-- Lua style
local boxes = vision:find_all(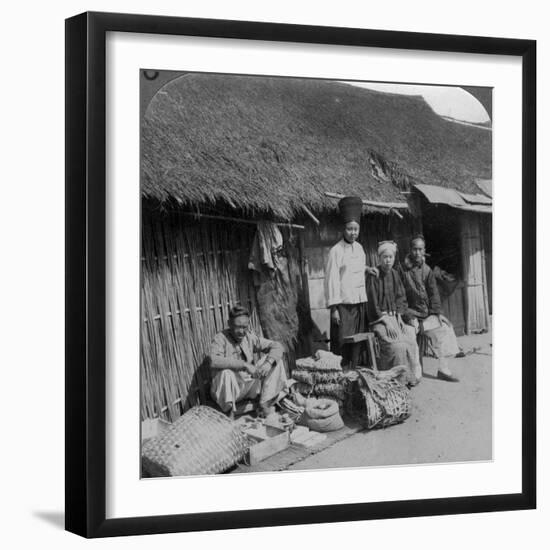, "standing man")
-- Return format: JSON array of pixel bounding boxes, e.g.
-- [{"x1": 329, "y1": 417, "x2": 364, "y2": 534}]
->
[
  {"x1": 209, "y1": 306, "x2": 288, "y2": 419},
  {"x1": 399, "y1": 235, "x2": 460, "y2": 382},
  {"x1": 325, "y1": 196, "x2": 376, "y2": 366}
]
